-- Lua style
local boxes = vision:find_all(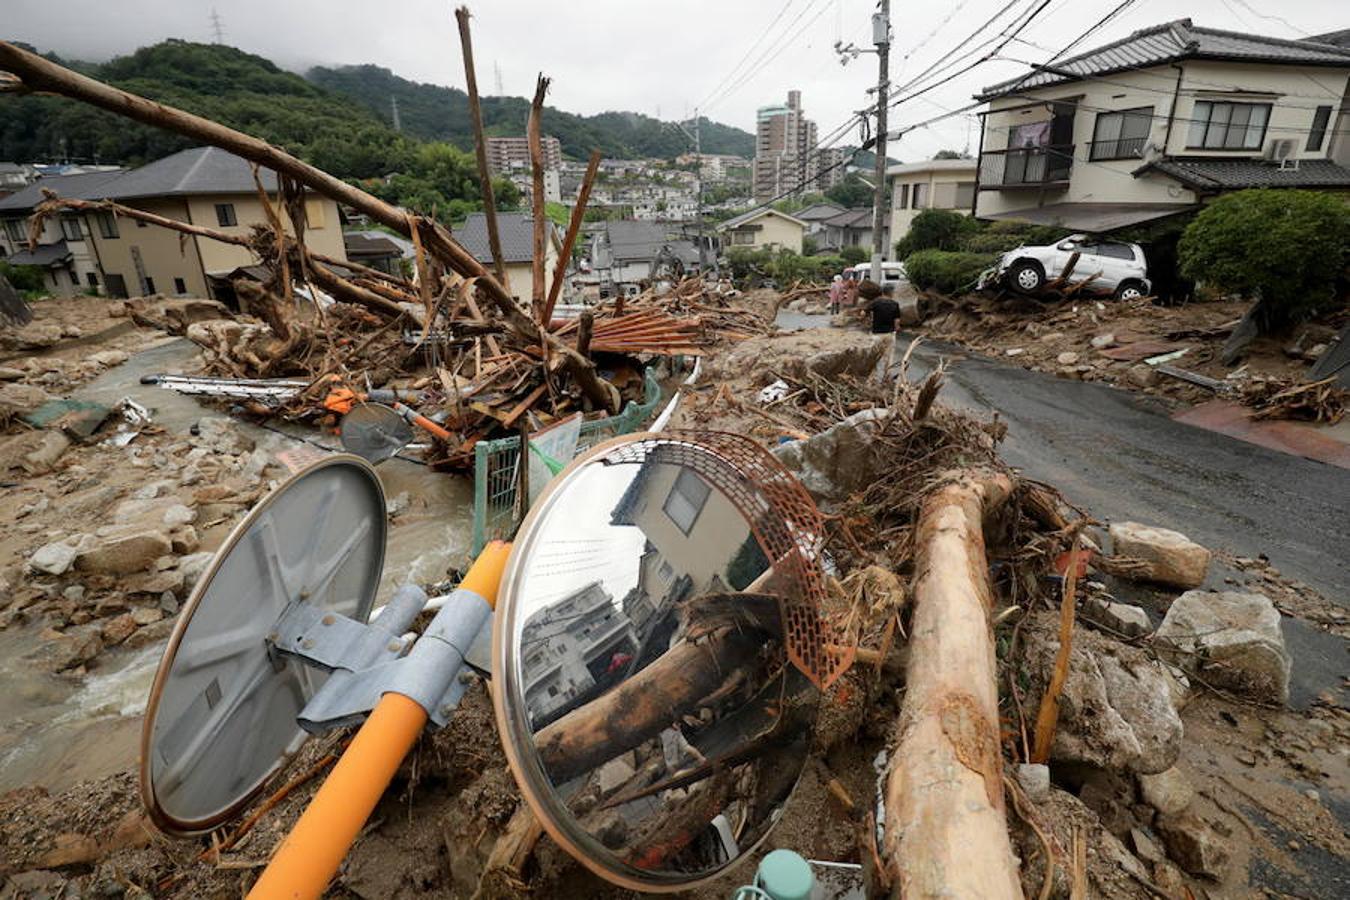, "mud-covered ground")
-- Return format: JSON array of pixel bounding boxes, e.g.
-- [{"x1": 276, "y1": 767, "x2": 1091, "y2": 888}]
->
[{"x1": 1, "y1": 294, "x2": 1346, "y2": 899}]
